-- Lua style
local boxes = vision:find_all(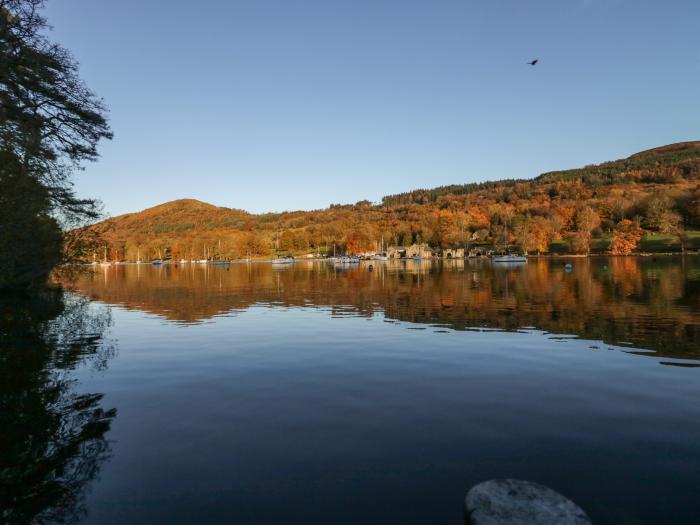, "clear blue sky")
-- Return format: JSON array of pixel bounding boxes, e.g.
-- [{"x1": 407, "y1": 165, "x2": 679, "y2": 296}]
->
[{"x1": 44, "y1": 0, "x2": 699, "y2": 217}]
